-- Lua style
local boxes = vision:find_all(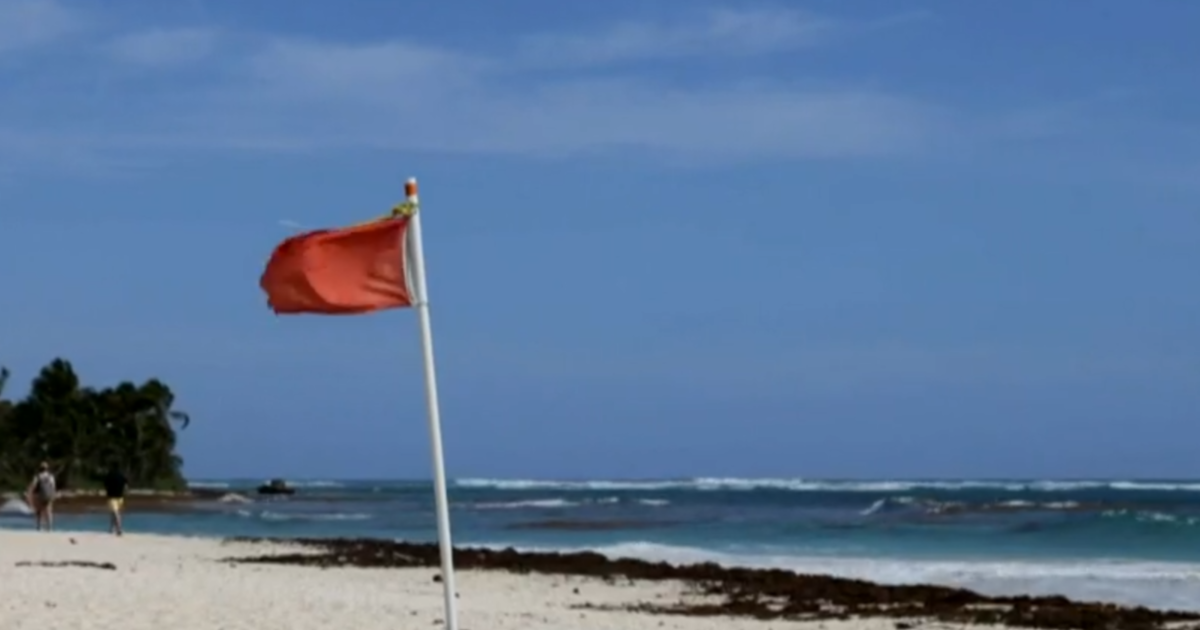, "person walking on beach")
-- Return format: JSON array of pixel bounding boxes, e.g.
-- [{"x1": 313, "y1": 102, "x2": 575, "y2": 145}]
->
[
  {"x1": 103, "y1": 464, "x2": 128, "y2": 536},
  {"x1": 25, "y1": 462, "x2": 56, "y2": 531}
]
